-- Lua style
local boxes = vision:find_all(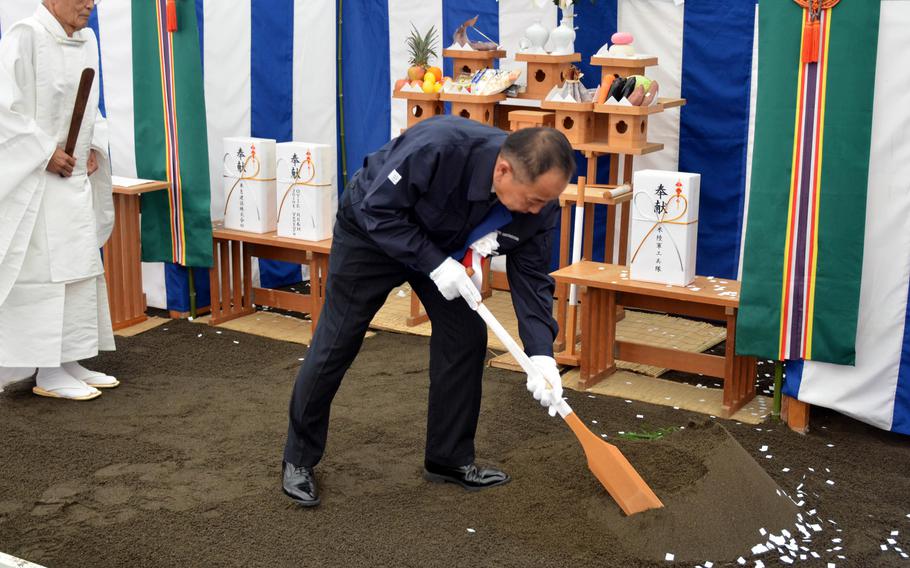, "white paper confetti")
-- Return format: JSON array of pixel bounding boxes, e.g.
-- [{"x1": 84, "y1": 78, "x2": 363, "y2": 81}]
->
[
  {"x1": 826, "y1": 480, "x2": 835, "y2": 486},
  {"x1": 467, "y1": 528, "x2": 476, "y2": 533},
  {"x1": 736, "y1": 557, "x2": 746, "y2": 565},
  {"x1": 759, "y1": 445, "x2": 769, "y2": 452},
  {"x1": 751, "y1": 544, "x2": 769, "y2": 555},
  {"x1": 665, "y1": 553, "x2": 675, "y2": 561}
]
